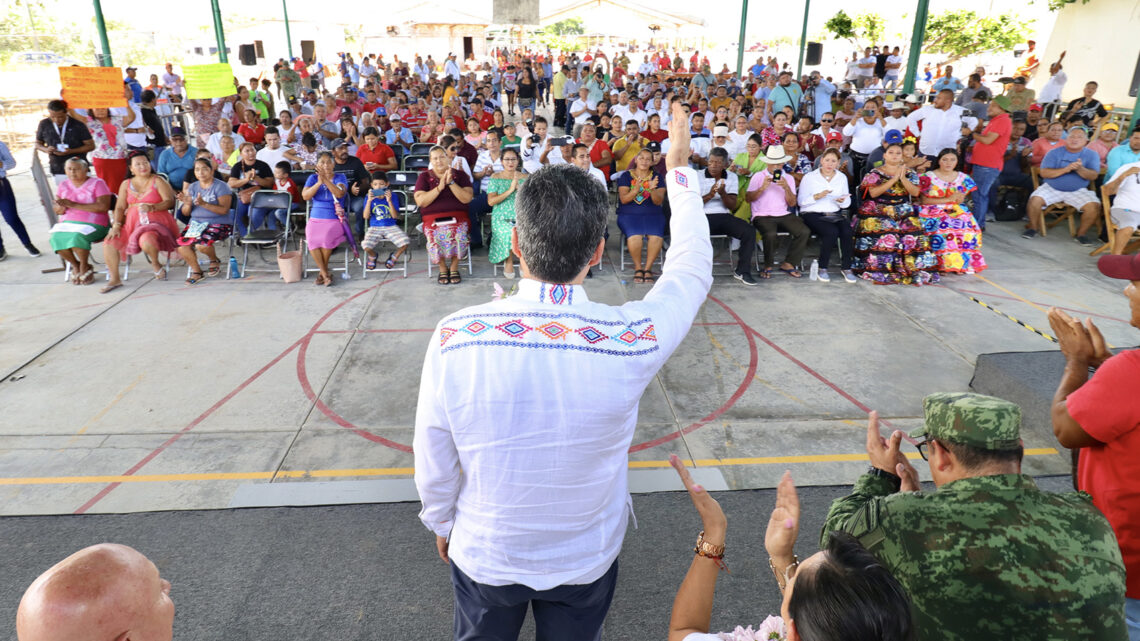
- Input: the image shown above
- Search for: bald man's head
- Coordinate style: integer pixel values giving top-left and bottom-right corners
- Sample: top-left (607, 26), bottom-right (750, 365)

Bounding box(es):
top-left (17, 544), bottom-right (174, 641)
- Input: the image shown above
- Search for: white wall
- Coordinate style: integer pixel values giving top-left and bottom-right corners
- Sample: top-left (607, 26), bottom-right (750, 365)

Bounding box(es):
top-left (1035, 0), bottom-right (1139, 109)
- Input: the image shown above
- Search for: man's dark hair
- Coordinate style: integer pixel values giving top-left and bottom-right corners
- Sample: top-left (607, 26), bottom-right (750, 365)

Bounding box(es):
top-left (140, 90), bottom-right (156, 104)
top-left (969, 73), bottom-right (981, 83)
top-left (709, 147), bottom-right (729, 161)
top-left (936, 440), bottom-right (1023, 469)
top-left (446, 127), bottom-right (464, 138)
top-left (48, 99), bottom-right (68, 112)
top-left (789, 532), bottom-right (916, 641)
top-left (362, 126), bottom-right (380, 138)
top-left (533, 115), bottom-right (548, 126)
top-left (264, 126), bottom-right (279, 136)
top-left (571, 143), bottom-right (588, 156)
top-left (515, 164), bottom-right (609, 283)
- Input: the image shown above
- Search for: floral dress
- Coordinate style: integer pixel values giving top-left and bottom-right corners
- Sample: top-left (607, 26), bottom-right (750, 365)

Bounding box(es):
top-left (485, 176), bottom-right (524, 264)
top-left (918, 171), bottom-right (987, 274)
top-left (853, 167), bottom-right (938, 286)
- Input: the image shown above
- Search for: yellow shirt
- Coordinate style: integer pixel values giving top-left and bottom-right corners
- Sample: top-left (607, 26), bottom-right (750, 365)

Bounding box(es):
top-left (551, 71), bottom-right (567, 102)
top-left (710, 97), bottom-right (732, 112)
top-left (610, 136), bottom-right (646, 172)
top-left (443, 86), bottom-right (458, 106)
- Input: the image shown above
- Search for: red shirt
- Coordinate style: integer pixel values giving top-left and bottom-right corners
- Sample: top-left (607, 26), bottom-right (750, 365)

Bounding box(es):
top-left (582, 138), bottom-right (612, 180)
top-left (403, 111), bottom-right (426, 130)
top-left (356, 142), bottom-right (397, 170)
top-left (642, 129), bottom-right (669, 143)
top-left (1067, 349), bottom-right (1140, 598)
top-left (971, 112), bottom-right (1010, 170)
top-left (361, 101), bottom-right (382, 114)
top-left (275, 177), bottom-right (300, 203)
top-left (238, 123), bottom-right (266, 145)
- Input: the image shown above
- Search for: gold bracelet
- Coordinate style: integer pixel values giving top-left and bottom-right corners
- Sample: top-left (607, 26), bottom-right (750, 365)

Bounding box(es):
top-left (694, 531), bottom-right (729, 572)
top-left (768, 555), bottom-right (799, 592)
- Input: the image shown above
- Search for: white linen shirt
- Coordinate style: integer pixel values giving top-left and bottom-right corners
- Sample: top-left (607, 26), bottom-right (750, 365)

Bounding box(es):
top-left (798, 168), bottom-right (852, 213)
top-left (697, 170), bottom-right (739, 215)
top-left (843, 119), bottom-right (885, 155)
top-left (414, 167), bottom-right (713, 590)
top-left (907, 104), bottom-right (976, 157)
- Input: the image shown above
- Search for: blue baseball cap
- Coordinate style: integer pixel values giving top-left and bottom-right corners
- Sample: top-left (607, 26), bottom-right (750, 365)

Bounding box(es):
top-left (885, 129), bottom-right (904, 144)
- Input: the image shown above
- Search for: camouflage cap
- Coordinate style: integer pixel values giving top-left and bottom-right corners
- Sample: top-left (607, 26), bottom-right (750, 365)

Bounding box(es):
top-left (910, 393), bottom-right (1022, 450)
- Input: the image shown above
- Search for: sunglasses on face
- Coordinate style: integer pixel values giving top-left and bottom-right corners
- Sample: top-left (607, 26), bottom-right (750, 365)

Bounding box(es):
top-left (821, 119), bottom-right (834, 123)
top-left (448, 147), bottom-right (458, 152)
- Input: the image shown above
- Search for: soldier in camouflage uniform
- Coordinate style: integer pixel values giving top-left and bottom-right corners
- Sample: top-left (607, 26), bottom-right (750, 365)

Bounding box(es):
top-left (821, 392), bottom-right (1127, 641)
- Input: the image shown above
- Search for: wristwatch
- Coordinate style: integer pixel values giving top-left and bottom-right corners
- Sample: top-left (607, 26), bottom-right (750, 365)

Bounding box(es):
top-left (867, 466), bottom-right (902, 489)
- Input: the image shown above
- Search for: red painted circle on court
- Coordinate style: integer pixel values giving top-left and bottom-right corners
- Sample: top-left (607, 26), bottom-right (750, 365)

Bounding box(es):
top-left (295, 281), bottom-right (758, 453)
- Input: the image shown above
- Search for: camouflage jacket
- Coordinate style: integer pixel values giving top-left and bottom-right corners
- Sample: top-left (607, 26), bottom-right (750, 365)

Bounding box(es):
top-left (821, 473), bottom-right (1127, 641)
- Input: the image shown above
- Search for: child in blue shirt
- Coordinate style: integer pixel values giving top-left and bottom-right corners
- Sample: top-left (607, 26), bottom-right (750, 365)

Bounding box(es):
top-left (362, 171), bottom-right (410, 269)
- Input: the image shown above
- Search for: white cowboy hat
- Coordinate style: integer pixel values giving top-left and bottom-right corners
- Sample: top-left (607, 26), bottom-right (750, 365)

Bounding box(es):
top-left (763, 145), bottom-right (792, 165)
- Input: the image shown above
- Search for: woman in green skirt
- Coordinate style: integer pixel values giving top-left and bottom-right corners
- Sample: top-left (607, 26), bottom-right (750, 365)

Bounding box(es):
top-left (485, 147), bottom-right (526, 279)
top-left (728, 133), bottom-right (768, 222)
top-left (50, 157), bottom-right (113, 285)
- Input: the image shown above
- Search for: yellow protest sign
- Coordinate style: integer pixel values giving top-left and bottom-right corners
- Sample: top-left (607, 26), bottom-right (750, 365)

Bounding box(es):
top-left (184, 63), bottom-right (237, 99)
top-left (58, 67), bottom-right (126, 108)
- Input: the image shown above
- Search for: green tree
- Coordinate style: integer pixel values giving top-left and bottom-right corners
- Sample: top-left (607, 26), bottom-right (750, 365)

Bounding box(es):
top-left (548, 18), bottom-right (585, 36)
top-left (1046, 0), bottom-right (1091, 10)
top-left (923, 10), bottom-right (1032, 66)
top-left (823, 10), bottom-right (885, 50)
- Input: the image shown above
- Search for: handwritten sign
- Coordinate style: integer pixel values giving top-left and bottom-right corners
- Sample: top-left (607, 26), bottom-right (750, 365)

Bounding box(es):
top-left (183, 63), bottom-right (236, 99)
top-left (58, 67), bottom-right (126, 108)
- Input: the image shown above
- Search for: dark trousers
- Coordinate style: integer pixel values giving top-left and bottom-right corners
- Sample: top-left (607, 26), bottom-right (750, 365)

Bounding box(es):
top-left (0, 177), bottom-right (32, 250)
top-left (752, 213), bottom-right (810, 269)
top-left (707, 213), bottom-right (756, 275)
top-left (802, 212), bottom-right (853, 270)
top-left (451, 560), bottom-right (619, 641)
top-left (468, 190), bottom-right (490, 248)
top-left (554, 99), bottom-right (567, 133)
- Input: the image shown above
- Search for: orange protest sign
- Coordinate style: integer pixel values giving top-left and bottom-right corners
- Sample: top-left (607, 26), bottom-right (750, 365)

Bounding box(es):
top-left (58, 66), bottom-right (127, 108)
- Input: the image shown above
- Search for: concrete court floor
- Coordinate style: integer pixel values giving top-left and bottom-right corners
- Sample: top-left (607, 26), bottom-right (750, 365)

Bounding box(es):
top-left (1, 161), bottom-right (1136, 517)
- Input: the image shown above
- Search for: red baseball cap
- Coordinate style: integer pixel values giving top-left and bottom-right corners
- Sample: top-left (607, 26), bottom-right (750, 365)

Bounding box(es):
top-left (826, 131), bottom-right (844, 142)
top-left (1028, 104), bottom-right (1043, 112)
top-left (1097, 254), bottom-right (1140, 280)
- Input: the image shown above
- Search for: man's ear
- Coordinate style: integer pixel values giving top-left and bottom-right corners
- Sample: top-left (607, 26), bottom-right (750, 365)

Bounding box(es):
top-left (588, 237), bottom-right (605, 267)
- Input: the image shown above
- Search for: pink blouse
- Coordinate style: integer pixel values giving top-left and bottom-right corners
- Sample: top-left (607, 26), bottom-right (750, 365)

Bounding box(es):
top-left (58, 177), bottom-right (112, 226)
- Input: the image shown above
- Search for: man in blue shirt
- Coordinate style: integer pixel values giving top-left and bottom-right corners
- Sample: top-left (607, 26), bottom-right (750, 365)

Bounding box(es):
top-left (806, 71), bottom-right (836, 122)
top-left (1106, 127), bottom-right (1140, 179)
top-left (932, 65), bottom-right (964, 96)
top-left (1024, 125), bottom-right (1102, 244)
top-left (768, 71), bottom-right (804, 119)
top-left (124, 67), bottom-right (143, 102)
top-left (384, 116), bottom-right (415, 162)
top-left (155, 128), bottom-right (198, 192)
top-left (750, 57), bottom-right (766, 77)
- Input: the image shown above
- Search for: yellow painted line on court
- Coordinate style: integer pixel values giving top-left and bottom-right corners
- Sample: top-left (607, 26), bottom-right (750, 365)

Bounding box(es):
top-left (0, 449), bottom-right (1062, 486)
top-left (973, 274), bottom-right (1049, 314)
top-left (69, 374), bottom-right (143, 441)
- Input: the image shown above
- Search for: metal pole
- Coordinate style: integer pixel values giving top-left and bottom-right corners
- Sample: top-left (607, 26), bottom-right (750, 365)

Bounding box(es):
top-left (25, 3), bottom-right (40, 51)
top-left (210, 0), bottom-right (228, 63)
top-left (735, 0), bottom-right (748, 77)
top-left (92, 0), bottom-right (113, 67)
top-left (1130, 92), bottom-right (1140, 132)
top-left (282, 0), bottom-right (294, 59)
top-left (902, 0), bottom-right (929, 95)
top-left (796, 0), bottom-right (811, 78)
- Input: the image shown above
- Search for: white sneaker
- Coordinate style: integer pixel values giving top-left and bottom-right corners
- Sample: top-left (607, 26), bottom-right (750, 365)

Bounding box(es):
top-left (842, 270), bottom-right (857, 283)
top-left (817, 270), bottom-right (830, 282)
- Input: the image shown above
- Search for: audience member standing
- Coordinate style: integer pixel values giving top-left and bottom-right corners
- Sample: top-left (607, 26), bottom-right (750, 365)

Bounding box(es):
top-left (1049, 256), bottom-right (1140, 641)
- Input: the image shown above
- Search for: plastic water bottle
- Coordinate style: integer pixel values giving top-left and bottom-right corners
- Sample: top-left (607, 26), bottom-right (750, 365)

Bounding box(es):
top-left (809, 259), bottom-right (819, 281)
top-left (228, 256), bottom-right (241, 279)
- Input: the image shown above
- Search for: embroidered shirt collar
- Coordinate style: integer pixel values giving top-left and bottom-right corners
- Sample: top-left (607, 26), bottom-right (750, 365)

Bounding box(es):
top-left (516, 278), bottom-right (590, 306)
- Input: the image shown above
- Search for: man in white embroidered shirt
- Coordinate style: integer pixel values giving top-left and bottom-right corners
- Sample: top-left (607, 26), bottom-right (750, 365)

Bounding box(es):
top-left (414, 101), bottom-right (712, 641)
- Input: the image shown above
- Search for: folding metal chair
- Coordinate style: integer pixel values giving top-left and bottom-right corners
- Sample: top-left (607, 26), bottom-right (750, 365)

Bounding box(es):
top-left (361, 192), bottom-right (409, 279)
top-left (409, 142), bottom-right (435, 156)
top-left (424, 218), bottom-right (473, 279)
top-left (300, 198), bottom-right (355, 279)
top-left (619, 232), bottom-right (666, 271)
top-left (386, 171), bottom-right (421, 232)
top-left (234, 189), bottom-right (291, 278)
top-left (403, 155), bottom-right (430, 171)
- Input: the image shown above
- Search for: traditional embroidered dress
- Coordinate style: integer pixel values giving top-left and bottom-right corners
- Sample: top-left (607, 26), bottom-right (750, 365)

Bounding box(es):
top-left (917, 171), bottom-right (987, 274)
top-left (415, 166), bottom-right (713, 592)
top-left (853, 167), bottom-right (938, 286)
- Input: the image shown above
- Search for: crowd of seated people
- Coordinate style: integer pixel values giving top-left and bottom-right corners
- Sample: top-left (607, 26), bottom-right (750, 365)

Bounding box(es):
top-left (18, 44), bottom-right (1137, 290)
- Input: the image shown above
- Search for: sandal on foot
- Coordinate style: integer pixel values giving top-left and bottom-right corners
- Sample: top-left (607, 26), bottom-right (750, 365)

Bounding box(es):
top-left (79, 270), bottom-right (95, 285)
top-left (779, 266), bottom-right (803, 278)
top-left (643, 271), bottom-right (658, 283)
top-left (438, 270), bottom-right (451, 285)
top-left (186, 270), bottom-right (205, 285)
top-left (206, 261), bottom-right (221, 277)
top-left (633, 269), bottom-right (646, 284)
top-left (759, 268), bottom-right (773, 280)
top-left (100, 282), bottom-right (123, 294)
top-left (449, 271), bottom-right (462, 284)
top-left (366, 255), bottom-right (378, 270)
top-left (384, 252), bottom-right (397, 269)
top-left (153, 267), bottom-right (167, 281)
